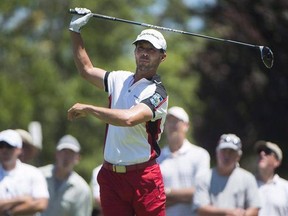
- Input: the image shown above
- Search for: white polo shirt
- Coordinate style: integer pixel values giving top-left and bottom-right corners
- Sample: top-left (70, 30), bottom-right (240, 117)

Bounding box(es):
top-left (193, 167), bottom-right (261, 212)
top-left (103, 71), bottom-right (168, 165)
top-left (257, 174), bottom-right (288, 216)
top-left (0, 159), bottom-right (49, 199)
top-left (91, 165), bottom-right (101, 199)
top-left (158, 139), bottom-right (210, 216)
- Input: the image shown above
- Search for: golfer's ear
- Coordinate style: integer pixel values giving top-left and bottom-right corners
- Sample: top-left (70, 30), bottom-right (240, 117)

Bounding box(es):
top-left (161, 53), bottom-right (167, 62)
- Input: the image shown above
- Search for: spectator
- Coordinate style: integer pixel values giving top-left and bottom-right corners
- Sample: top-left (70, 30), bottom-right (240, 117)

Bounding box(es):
top-left (193, 133), bottom-right (261, 216)
top-left (254, 140), bottom-right (288, 216)
top-left (90, 164), bottom-right (103, 216)
top-left (157, 106), bottom-right (210, 216)
top-left (67, 7), bottom-right (168, 216)
top-left (16, 129), bottom-right (42, 165)
top-left (39, 135), bottom-right (92, 216)
top-left (0, 129), bottom-right (49, 216)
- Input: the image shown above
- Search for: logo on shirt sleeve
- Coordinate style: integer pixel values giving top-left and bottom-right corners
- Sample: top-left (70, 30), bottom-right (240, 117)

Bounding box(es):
top-left (150, 93), bottom-right (164, 108)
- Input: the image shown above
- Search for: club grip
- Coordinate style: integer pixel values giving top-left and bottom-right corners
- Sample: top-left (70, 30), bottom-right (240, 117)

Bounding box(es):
top-left (69, 9), bottom-right (78, 14)
top-left (69, 9), bottom-right (90, 16)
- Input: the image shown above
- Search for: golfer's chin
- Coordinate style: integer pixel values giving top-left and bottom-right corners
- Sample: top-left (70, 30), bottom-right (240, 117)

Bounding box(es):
top-left (137, 64), bottom-right (152, 73)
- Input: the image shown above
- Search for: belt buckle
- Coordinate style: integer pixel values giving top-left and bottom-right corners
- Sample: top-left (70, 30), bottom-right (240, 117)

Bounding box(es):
top-left (113, 165), bottom-right (126, 173)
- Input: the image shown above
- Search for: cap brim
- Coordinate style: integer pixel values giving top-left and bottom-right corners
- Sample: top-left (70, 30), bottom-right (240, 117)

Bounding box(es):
top-left (133, 37), bottom-right (164, 50)
top-left (56, 143), bottom-right (80, 152)
top-left (218, 142), bottom-right (239, 151)
top-left (254, 140), bottom-right (267, 150)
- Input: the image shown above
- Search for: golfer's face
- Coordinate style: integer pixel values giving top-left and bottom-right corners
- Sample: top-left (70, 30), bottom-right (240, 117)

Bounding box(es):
top-left (134, 41), bottom-right (165, 71)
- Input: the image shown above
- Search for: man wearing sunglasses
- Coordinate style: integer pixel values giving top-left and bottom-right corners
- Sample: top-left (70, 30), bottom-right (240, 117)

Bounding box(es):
top-left (0, 129), bottom-right (49, 216)
top-left (255, 141), bottom-right (288, 216)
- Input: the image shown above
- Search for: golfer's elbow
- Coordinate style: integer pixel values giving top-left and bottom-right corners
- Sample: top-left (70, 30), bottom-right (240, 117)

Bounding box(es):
top-left (119, 113), bottom-right (141, 127)
top-left (79, 66), bottom-right (91, 79)
top-left (120, 118), bottom-right (138, 127)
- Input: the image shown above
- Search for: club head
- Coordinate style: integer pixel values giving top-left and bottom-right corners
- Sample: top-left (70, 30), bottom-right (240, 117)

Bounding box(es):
top-left (259, 46), bottom-right (274, 68)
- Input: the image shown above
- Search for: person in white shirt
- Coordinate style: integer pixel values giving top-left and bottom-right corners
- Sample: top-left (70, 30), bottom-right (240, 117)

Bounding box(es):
top-left (255, 140), bottom-right (288, 216)
top-left (16, 129), bottom-right (42, 166)
top-left (157, 106), bottom-right (210, 216)
top-left (39, 135), bottom-right (92, 216)
top-left (193, 133), bottom-right (261, 216)
top-left (90, 165), bottom-right (103, 216)
top-left (0, 129), bottom-right (49, 216)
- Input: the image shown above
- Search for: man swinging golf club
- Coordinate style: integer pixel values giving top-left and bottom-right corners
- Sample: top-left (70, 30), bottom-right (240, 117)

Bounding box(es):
top-left (68, 7), bottom-right (168, 216)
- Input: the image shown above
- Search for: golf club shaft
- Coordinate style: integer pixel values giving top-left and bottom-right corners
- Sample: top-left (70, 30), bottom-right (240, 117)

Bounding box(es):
top-left (69, 9), bottom-right (259, 49)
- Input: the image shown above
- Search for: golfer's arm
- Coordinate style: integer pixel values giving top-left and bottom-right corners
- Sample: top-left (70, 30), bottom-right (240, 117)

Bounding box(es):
top-left (84, 103), bottom-right (153, 126)
top-left (70, 32), bottom-right (106, 89)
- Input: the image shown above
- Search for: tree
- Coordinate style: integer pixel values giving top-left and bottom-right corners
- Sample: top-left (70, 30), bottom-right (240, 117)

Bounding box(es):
top-left (186, 0), bottom-right (288, 176)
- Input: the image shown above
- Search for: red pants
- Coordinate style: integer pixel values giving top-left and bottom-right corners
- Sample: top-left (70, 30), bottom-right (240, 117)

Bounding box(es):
top-left (97, 163), bottom-right (166, 216)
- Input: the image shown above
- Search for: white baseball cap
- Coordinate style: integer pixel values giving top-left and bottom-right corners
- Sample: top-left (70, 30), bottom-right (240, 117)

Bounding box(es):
top-left (217, 134), bottom-right (242, 153)
top-left (133, 29), bottom-right (167, 51)
top-left (56, 135), bottom-right (81, 153)
top-left (255, 140), bottom-right (283, 161)
top-left (15, 129), bottom-right (42, 150)
top-left (0, 129), bottom-right (22, 148)
top-left (167, 106), bottom-right (189, 123)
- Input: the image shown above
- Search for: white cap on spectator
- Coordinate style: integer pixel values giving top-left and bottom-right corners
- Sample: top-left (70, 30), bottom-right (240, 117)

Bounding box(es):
top-left (56, 135), bottom-right (81, 153)
top-left (217, 134), bottom-right (242, 154)
top-left (255, 140), bottom-right (283, 161)
top-left (167, 106), bottom-right (189, 123)
top-left (15, 129), bottom-right (41, 150)
top-left (0, 129), bottom-right (22, 148)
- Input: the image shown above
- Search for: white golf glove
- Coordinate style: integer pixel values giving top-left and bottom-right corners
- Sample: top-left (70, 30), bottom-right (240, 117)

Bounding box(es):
top-left (69, 8), bottom-right (93, 33)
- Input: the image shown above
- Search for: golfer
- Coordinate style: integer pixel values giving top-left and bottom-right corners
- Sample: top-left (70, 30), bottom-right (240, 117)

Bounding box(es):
top-left (68, 8), bottom-right (168, 216)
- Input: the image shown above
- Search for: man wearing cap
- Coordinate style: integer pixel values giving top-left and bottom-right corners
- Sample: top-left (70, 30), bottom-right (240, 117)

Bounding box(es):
top-left (67, 7), bottom-right (168, 216)
top-left (39, 135), bottom-right (92, 216)
top-left (192, 133), bottom-right (261, 216)
top-left (254, 141), bottom-right (288, 216)
top-left (16, 129), bottom-right (42, 165)
top-left (157, 106), bottom-right (210, 216)
top-left (0, 129), bottom-right (49, 216)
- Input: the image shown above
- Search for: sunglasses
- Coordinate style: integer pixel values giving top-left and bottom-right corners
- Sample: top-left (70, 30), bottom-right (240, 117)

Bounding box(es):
top-left (220, 135), bottom-right (241, 147)
top-left (0, 141), bottom-right (15, 149)
top-left (257, 148), bottom-right (274, 156)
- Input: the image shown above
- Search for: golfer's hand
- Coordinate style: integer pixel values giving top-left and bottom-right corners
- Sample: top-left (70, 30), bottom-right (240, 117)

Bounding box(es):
top-left (67, 103), bottom-right (88, 120)
top-left (69, 7), bottom-right (93, 33)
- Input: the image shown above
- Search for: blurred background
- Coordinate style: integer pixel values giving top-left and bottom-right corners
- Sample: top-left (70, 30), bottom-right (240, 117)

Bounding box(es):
top-left (0, 0), bottom-right (287, 181)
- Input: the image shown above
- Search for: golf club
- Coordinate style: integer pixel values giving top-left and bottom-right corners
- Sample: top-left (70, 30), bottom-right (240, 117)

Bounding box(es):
top-left (69, 9), bottom-right (274, 69)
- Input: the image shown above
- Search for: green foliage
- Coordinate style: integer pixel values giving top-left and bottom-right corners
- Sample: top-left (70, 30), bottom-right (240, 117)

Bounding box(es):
top-left (186, 0), bottom-right (288, 176)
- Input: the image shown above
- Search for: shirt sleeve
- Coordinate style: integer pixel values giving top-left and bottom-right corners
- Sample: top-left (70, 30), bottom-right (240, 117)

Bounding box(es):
top-left (91, 166), bottom-right (101, 199)
top-left (192, 170), bottom-right (212, 211)
top-left (245, 173), bottom-right (261, 208)
top-left (141, 84), bottom-right (168, 120)
top-left (72, 184), bottom-right (93, 216)
top-left (31, 168), bottom-right (49, 199)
